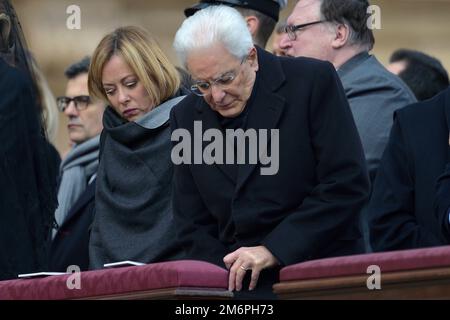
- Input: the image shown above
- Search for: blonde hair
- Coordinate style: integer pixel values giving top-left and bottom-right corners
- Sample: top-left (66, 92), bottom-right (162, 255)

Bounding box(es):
top-left (30, 59), bottom-right (59, 143)
top-left (89, 26), bottom-right (180, 108)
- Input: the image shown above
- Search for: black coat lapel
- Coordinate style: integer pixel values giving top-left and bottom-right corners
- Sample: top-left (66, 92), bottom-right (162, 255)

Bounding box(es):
top-left (235, 81), bottom-right (285, 192)
top-left (235, 48), bottom-right (286, 193)
top-left (444, 89), bottom-right (450, 161)
top-left (196, 100), bottom-right (237, 183)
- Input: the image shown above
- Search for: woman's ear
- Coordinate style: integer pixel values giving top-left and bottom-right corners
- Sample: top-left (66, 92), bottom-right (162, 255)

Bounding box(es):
top-left (0, 13), bottom-right (12, 51)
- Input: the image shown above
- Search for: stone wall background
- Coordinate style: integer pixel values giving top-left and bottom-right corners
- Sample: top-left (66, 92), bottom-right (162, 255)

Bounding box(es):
top-left (11, 0), bottom-right (450, 154)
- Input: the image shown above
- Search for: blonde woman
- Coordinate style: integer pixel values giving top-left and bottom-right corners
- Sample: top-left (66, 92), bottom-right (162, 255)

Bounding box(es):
top-left (88, 26), bottom-right (186, 268)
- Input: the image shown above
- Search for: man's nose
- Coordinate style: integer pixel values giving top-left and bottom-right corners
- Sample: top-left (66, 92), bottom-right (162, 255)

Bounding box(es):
top-left (64, 100), bottom-right (78, 116)
top-left (210, 84), bottom-right (226, 103)
top-left (279, 33), bottom-right (292, 50)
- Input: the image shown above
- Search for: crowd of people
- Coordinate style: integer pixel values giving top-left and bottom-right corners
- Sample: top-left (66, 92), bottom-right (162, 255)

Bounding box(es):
top-left (1, 0), bottom-right (450, 299)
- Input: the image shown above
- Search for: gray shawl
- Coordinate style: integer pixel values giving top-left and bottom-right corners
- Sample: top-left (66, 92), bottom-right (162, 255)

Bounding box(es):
top-left (89, 96), bottom-right (185, 269)
top-left (52, 135), bottom-right (99, 239)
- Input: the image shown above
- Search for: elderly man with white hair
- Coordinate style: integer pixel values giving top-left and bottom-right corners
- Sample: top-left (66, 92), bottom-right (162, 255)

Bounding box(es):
top-left (171, 5), bottom-right (370, 298)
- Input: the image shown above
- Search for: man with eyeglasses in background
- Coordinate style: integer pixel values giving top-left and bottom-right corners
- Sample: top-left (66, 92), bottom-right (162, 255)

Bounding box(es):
top-left (50, 56), bottom-right (105, 272)
top-left (271, 21), bottom-right (288, 56)
top-left (171, 6), bottom-right (370, 299)
top-left (280, 0), bottom-right (416, 182)
top-left (279, 0), bottom-right (416, 252)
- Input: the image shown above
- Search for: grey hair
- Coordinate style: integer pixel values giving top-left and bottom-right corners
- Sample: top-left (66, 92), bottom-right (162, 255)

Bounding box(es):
top-left (173, 5), bottom-right (253, 68)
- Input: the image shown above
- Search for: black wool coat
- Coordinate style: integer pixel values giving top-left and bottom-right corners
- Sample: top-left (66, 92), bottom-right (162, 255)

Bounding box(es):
top-left (170, 48), bottom-right (370, 270)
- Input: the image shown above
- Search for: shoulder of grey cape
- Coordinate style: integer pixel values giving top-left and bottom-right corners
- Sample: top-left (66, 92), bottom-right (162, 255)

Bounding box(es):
top-left (276, 0), bottom-right (288, 10)
top-left (135, 95), bottom-right (186, 129)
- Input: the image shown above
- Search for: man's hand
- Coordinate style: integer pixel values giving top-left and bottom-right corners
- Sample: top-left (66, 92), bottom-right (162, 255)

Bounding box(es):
top-left (223, 246), bottom-right (279, 292)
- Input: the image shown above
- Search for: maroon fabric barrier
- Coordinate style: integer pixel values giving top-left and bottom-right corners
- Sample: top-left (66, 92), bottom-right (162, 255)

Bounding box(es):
top-left (0, 260), bottom-right (229, 300)
top-left (280, 245), bottom-right (450, 282)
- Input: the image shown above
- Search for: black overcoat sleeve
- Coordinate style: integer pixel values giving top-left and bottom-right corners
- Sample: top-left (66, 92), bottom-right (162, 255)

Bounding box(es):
top-left (434, 162), bottom-right (450, 243)
top-left (369, 113), bottom-right (440, 251)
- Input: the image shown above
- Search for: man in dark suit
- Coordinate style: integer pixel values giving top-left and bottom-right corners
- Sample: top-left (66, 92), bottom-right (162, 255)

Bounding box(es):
top-left (369, 88), bottom-right (450, 252)
top-left (171, 6), bottom-right (370, 297)
top-left (279, 0), bottom-right (416, 180)
top-left (50, 57), bottom-right (105, 271)
top-left (279, 0), bottom-right (416, 252)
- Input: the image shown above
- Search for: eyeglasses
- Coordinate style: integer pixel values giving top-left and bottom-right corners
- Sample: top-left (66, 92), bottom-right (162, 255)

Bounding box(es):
top-left (283, 20), bottom-right (325, 41)
top-left (56, 95), bottom-right (91, 112)
top-left (190, 55), bottom-right (248, 97)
